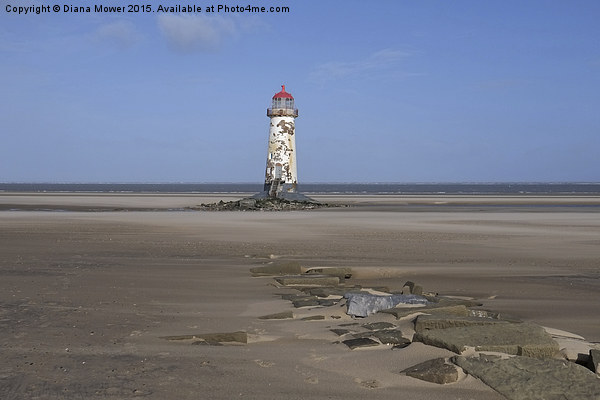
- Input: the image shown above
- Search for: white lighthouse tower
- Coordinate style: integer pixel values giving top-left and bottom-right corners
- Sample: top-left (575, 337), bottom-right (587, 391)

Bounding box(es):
top-left (255, 85), bottom-right (312, 201)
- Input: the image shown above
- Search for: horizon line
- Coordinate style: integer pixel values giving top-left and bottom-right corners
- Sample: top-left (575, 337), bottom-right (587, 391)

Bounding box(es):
top-left (2, 181), bottom-right (600, 185)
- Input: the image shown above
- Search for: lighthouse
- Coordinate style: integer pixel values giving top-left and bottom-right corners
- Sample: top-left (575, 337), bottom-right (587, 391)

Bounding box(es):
top-left (255, 85), bottom-right (313, 201)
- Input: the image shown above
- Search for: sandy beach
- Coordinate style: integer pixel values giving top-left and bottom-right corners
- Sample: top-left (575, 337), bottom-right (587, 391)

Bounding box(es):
top-left (1, 193), bottom-right (599, 399)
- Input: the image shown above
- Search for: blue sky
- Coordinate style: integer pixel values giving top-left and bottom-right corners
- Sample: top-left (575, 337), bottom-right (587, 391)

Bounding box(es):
top-left (1, 0), bottom-right (599, 183)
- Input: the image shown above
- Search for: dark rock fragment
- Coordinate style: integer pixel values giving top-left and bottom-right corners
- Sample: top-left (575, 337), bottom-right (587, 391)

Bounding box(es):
top-left (402, 281), bottom-right (416, 294)
top-left (258, 311), bottom-right (294, 320)
top-left (338, 322), bottom-right (359, 327)
top-left (330, 328), bottom-right (350, 336)
top-left (379, 304), bottom-right (470, 319)
top-left (371, 330), bottom-right (410, 346)
top-left (342, 337), bottom-right (380, 350)
top-left (351, 331), bottom-right (374, 339)
top-left (239, 198), bottom-right (257, 209)
top-left (362, 321), bottom-right (396, 331)
top-left (250, 261), bottom-right (303, 276)
top-left (280, 293), bottom-right (311, 302)
top-left (414, 314), bottom-right (509, 333)
top-left (305, 267), bottom-right (352, 280)
top-left (590, 349), bottom-right (600, 374)
top-left (317, 298), bottom-right (339, 307)
top-left (292, 297), bottom-right (321, 308)
top-left (453, 354), bottom-right (600, 400)
top-left (301, 315), bottom-right (325, 321)
top-left (301, 287), bottom-right (351, 297)
top-left (403, 358), bottom-right (459, 384)
top-left (413, 323), bottom-right (559, 357)
top-left (275, 275), bottom-right (340, 287)
top-left (161, 331), bottom-right (247, 345)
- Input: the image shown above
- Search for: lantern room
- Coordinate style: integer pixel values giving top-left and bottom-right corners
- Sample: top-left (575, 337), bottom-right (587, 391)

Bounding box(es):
top-left (267, 85), bottom-right (298, 117)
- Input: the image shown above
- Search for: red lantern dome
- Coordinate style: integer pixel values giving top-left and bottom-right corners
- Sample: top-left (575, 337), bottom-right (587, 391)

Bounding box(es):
top-left (273, 85), bottom-right (294, 99)
top-left (268, 85), bottom-right (297, 117)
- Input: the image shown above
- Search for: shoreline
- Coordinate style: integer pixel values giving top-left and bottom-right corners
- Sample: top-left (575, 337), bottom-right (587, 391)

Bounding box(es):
top-left (1, 192), bottom-right (600, 212)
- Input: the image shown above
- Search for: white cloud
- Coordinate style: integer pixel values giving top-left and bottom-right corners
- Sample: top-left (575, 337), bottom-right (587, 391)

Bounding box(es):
top-left (95, 21), bottom-right (142, 49)
top-left (157, 14), bottom-right (237, 53)
top-left (309, 49), bottom-right (410, 83)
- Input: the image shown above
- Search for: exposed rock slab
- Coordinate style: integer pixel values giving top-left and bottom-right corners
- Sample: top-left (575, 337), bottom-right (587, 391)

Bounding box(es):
top-left (330, 328), bottom-right (351, 336)
top-left (453, 354), bottom-right (600, 400)
top-left (349, 328), bottom-right (410, 346)
top-left (379, 304), bottom-right (470, 319)
top-left (414, 314), bottom-right (509, 333)
top-left (330, 328), bottom-right (350, 336)
top-left (414, 323), bottom-right (559, 357)
top-left (351, 331), bottom-right (377, 339)
top-left (371, 330), bottom-right (410, 346)
top-left (250, 261), bottom-right (303, 276)
top-left (275, 275), bottom-right (340, 287)
top-left (301, 287), bottom-right (354, 298)
top-left (305, 267), bottom-right (352, 280)
top-left (160, 331), bottom-right (247, 345)
top-left (591, 349), bottom-right (600, 374)
top-left (403, 358), bottom-right (459, 384)
top-left (280, 293), bottom-right (308, 302)
top-left (362, 321), bottom-right (396, 330)
top-left (258, 311), bottom-right (294, 320)
top-left (316, 298), bottom-right (339, 306)
top-left (342, 337), bottom-right (380, 350)
top-left (301, 315), bottom-right (325, 321)
top-left (553, 335), bottom-right (597, 362)
top-left (280, 293), bottom-right (339, 308)
top-left (291, 297), bottom-right (321, 308)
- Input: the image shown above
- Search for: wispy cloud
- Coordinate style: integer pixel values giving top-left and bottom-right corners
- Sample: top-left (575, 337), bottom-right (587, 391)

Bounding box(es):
top-left (157, 14), bottom-right (239, 53)
top-left (309, 49), bottom-right (412, 84)
top-left (95, 21), bottom-right (142, 49)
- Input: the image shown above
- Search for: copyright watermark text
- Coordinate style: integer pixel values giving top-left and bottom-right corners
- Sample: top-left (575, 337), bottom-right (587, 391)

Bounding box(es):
top-left (4, 3), bottom-right (291, 15)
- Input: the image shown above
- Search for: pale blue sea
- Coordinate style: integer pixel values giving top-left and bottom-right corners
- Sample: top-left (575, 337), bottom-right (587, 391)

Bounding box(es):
top-left (1, 183), bottom-right (599, 195)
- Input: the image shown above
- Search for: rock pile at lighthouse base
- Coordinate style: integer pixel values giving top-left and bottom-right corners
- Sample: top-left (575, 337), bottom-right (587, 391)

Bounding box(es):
top-left (188, 197), bottom-right (341, 211)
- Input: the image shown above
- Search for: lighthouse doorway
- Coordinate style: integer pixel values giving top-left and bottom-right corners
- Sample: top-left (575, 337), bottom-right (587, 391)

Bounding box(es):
top-left (274, 164), bottom-right (283, 179)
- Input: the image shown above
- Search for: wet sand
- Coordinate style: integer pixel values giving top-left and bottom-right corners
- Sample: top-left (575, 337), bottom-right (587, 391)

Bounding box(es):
top-left (1, 193), bottom-right (599, 399)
